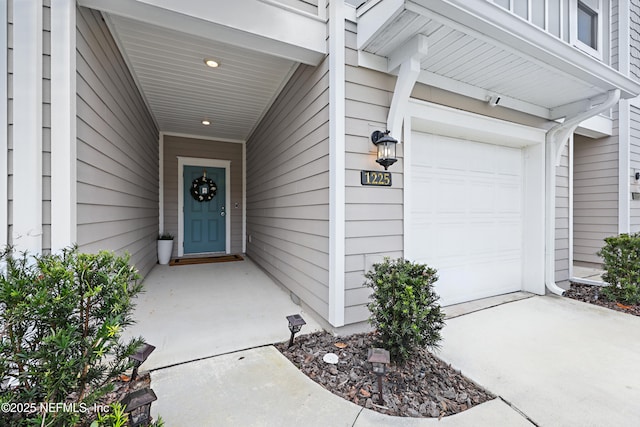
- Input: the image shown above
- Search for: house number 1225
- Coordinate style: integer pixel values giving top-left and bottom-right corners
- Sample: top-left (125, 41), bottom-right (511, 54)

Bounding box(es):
top-left (360, 170), bottom-right (392, 186)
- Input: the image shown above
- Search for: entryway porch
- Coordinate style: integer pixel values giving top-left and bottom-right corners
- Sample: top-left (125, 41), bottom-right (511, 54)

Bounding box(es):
top-left (124, 256), bottom-right (322, 371)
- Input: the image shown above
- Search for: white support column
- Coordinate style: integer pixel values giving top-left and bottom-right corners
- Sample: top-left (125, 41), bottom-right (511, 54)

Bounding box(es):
top-left (328, 0), bottom-right (346, 327)
top-left (51, 0), bottom-right (77, 252)
top-left (0, 0), bottom-right (7, 249)
top-left (619, 99), bottom-right (631, 234)
top-left (13, 0), bottom-right (43, 254)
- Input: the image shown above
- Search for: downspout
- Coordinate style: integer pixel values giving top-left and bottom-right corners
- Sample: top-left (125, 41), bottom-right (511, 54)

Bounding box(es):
top-left (545, 89), bottom-right (620, 295)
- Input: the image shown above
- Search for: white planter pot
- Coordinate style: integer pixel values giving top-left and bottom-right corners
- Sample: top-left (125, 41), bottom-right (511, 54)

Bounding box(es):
top-left (157, 239), bottom-right (174, 265)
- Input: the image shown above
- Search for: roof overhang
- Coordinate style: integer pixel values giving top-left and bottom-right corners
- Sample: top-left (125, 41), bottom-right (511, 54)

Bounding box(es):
top-left (357, 0), bottom-right (640, 120)
top-left (78, 0), bottom-right (327, 65)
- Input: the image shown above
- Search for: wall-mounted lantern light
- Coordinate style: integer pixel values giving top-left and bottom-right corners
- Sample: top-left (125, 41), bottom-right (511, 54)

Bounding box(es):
top-left (371, 130), bottom-right (398, 170)
top-left (286, 314), bottom-right (306, 347)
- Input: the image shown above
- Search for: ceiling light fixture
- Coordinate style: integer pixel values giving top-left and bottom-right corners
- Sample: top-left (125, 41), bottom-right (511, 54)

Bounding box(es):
top-left (204, 58), bottom-right (219, 68)
top-left (201, 120), bottom-right (211, 126)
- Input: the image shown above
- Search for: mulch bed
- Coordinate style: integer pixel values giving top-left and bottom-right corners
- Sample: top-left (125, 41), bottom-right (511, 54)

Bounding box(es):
top-left (275, 331), bottom-right (494, 418)
top-left (564, 282), bottom-right (640, 317)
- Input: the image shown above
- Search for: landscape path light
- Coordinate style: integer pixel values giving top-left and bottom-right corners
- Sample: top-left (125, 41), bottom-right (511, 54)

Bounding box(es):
top-left (121, 387), bottom-right (157, 427)
top-left (286, 314), bottom-right (306, 347)
top-left (129, 342), bottom-right (156, 381)
top-left (367, 347), bottom-right (390, 404)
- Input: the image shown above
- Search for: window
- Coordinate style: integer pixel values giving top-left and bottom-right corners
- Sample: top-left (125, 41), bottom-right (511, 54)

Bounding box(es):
top-left (577, 2), bottom-right (597, 49)
top-left (571, 0), bottom-right (603, 59)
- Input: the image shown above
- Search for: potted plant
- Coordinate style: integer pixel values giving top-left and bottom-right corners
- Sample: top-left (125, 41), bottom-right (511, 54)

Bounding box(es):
top-left (157, 233), bottom-right (174, 265)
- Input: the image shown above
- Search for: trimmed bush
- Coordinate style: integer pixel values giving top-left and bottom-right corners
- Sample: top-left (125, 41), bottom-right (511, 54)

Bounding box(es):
top-left (364, 258), bottom-right (445, 364)
top-left (597, 233), bottom-right (640, 305)
top-left (0, 247), bottom-right (145, 427)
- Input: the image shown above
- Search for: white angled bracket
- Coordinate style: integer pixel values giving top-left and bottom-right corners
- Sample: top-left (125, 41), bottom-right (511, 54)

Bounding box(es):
top-left (544, 89), bottom-right (620, 296)
top-left (386, 34), bottom-right (428, 138)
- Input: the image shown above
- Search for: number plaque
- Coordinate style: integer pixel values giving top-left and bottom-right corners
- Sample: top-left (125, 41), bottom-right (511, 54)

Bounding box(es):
top-left (360, 170), bottom-right (392, 187)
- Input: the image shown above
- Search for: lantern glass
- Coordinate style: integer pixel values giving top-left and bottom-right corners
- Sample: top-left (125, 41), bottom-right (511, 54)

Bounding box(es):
top-left (377, 140), bottom-right (396, 162)
top-left (372, 362), bottom-right (386, 375)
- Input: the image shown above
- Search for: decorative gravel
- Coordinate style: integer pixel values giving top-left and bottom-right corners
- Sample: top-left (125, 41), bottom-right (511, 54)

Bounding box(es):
top-left (275, 331), bottom-right (495, 418)
top-left (565, 283), bottom-right (640, 317)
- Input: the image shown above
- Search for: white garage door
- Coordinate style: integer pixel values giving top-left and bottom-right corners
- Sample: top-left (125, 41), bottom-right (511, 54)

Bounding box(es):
top-left (410, 132), bottom-right (523, 306)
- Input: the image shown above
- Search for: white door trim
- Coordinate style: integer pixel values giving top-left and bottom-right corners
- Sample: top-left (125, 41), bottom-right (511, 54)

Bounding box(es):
top-left (177, 156), bottom-right (231, 257)
top-left (406, 99), bottom-right (546, 296)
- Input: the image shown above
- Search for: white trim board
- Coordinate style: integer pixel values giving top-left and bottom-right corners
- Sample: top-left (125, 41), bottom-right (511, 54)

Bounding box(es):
top-left (177, 157), bottom-right (231, 257)
top-left (12, 0), bottom-right (43, 254)
top-left (328, 0), bottom-right (346, 327)
top-left (405, 99), bottom-right (546, 296)
top-left (50, 0), bottom-right (77, 251)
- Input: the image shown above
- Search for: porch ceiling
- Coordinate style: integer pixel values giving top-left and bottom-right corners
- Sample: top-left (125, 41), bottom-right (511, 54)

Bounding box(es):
top-left (358, 0), bottom-right (640, 120)
top-left (78, 0), bottom-right (327, 142)
top-left (105, 14), bottom-right (299, 141)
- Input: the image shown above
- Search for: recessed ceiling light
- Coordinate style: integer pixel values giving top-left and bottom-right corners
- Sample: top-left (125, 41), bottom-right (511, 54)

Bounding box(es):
top-left (201, 120), bottom-right (211, 126)
top-left (204, 58), bottom-right (219, 68)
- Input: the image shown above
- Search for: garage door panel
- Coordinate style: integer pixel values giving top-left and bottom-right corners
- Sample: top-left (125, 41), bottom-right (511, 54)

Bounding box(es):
top-left (410, 131), bottom-right (523, 306)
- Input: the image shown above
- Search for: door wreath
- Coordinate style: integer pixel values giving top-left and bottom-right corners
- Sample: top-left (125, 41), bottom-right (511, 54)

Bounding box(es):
top-left (190, 175), bottom-right (217, 202)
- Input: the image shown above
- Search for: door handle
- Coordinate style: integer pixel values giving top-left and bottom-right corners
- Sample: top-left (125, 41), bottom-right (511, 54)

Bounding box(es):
top-left (221, 211), bottom-right (226, 217)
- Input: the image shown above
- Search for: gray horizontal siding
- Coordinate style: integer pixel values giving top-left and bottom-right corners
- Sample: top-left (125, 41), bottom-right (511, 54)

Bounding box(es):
top-left (76, 7), bottom-right (158, 277)
top-left (556, 147), bottom-right (570, 284)
top-left (162, 135), bottom-right (243, 256)
top-left (43, 1), bottom-right (51, 251)
top-left (6, 2), bottom-right (12, 245)
top-left (573, 132), bottom-right (619, 265)
top-left (631, 0), bottom-right (640, 79)
top-left (343, 22), bottom-right (404, 325)
top-left (246, 60), bottom-right (330, 320)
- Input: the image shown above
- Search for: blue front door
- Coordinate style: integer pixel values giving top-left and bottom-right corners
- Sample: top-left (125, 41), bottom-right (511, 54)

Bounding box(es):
top-left (184, 165), bottom-right (226, 254)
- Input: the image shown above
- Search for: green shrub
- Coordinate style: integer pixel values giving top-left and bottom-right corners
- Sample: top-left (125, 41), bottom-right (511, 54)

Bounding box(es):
top-left (0, 247), bottom-right (145, 427)
top-left (364, 258), bottom-right (445, 364)
top-left (597, 233), bottom-right (640, 305)
top-left (90, 402), bottom-right (164, 427)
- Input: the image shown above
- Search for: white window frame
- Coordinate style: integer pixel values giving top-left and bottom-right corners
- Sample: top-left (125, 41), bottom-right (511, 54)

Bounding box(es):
top-left (570, 0), bottom-right (603, 60)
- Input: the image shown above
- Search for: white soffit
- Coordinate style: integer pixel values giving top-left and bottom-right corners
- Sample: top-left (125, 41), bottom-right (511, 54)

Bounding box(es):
top-left (358, 0), bottom-right (640, 120)
top-left (104, 14), bottom-right (299, 141)
top-left (78, 0), bottom-right (327, 141)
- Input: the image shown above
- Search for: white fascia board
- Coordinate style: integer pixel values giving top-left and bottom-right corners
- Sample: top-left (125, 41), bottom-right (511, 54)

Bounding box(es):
top-left (408, 0), bottom-right (640, 99)
top-left (13, 0), bottom-right (43, 254)
top-left (356, 0), bottom-right (405, 50)
top-left (574, 115), bottom-right (613, 138)
top-left (0, 0), bottom-right (7, 249)
top-left (408, 98), bottom-right (547, 148)
top-left (79, 0), bottom-right (327, 65)
top-left (51, 0), bottom-right (77, 252)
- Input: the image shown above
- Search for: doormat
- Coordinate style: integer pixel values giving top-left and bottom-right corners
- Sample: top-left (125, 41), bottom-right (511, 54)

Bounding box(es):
top-left (169, 254), bottom-right (244, 266)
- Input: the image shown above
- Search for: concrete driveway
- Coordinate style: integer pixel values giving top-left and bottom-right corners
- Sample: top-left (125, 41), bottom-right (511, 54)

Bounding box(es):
top-left (439, 295), bottom-right (640, 426)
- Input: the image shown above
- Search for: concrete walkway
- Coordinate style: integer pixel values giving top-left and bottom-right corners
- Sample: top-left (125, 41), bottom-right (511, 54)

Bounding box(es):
top-left (146, 295), bottom-right (640, 426)
top-left (125, 258), bottom-right (322, 370)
